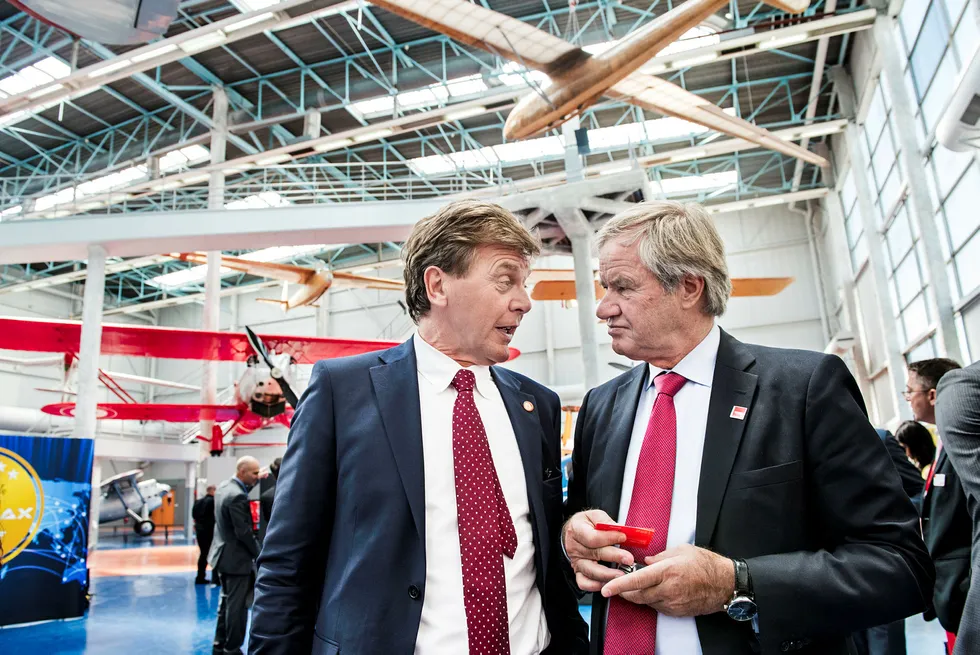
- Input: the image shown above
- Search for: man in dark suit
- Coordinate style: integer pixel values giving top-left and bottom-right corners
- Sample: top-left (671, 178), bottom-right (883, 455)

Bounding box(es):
top-left (210, 456), bottom-right (261, 655)
top-left (907, 358), bottom-right (971, 654)
top-left (563, 201), bottom-right (934, 655)
top-left (249, 201), bottom-right (588, 654)
top-left (936, 361), bottom-right (980, 655)
top-left (258, 457), bottom-right (280, 542)
top-left (193, 484), bottom-right (217, 584)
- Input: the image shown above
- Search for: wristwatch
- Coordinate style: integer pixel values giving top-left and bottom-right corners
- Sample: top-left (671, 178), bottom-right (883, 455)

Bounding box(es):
top-left (725, 558), bottom-right (757, 621)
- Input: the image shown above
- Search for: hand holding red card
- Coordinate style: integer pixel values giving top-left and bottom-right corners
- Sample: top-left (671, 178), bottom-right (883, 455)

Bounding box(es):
top-left (594, 523), bottom-right (655, 549)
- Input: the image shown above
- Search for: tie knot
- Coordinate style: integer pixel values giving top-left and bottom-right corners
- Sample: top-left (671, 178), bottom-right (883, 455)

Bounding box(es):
top-left (452, 369), bottom-right (476, 392)
top-left (654, 371), bottom-right (687, 397)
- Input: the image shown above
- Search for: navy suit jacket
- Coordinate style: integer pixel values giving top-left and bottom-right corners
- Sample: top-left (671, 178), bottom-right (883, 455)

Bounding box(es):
top-left (248, 339), bottom-right (589, 655)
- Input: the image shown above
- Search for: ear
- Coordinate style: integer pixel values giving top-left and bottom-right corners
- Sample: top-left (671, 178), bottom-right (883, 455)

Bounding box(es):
top-left (423, 265), bottom-right (449, 309)
top-left (676, 274), bottom-right (706, 310)
top-left (928, 388), bottom-right (938, 407)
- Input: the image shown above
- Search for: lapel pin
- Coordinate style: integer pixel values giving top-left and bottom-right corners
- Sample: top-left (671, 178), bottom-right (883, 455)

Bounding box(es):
top-left (523, 400), bottom-right (534, 412)
top-left (730, 405), bottom-right (747, 420)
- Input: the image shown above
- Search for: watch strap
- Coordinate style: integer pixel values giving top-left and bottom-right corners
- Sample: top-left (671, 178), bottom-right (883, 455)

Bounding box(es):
top-left (733, 558), bottom-right (753, 598)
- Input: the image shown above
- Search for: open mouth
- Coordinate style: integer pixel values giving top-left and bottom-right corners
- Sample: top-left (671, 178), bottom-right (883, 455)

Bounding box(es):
top-left (496, 325), bottom-right (517, 337)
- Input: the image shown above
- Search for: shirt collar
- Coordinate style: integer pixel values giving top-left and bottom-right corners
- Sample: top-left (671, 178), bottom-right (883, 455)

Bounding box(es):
top-left (646, 322), bottom-right (720, 390)
top-left (413, 332), bottom-right (495, 398)
top-left (232, 477), bottom-right (248, 494)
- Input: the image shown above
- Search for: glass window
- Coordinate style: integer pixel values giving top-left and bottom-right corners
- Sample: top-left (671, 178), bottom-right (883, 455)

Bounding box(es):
top-left (933, 144), bottom-right (975, 201)
top-left (841, 170), bottom-right (857, 217)
top-left (880, 164), bottom-right (904, 217)
top-left (907, 336), bottom-right (937, 362)
top-left (902, 294), bottom-right (931, 340)
top-left (851, 235), bottom-right (869, 271)
top-left (895, 250), bottom-right (924, 308)
top-left (948, 260), bottom-right (961, 303)
top-left (887, 206), bottom-right (915, 266)
top-left (953, 3), bottom-right (980, 63)
top-left (925, 161), bottom-right (942, 212)
top-left (944, 0), bottom-right (968, 25)
top-left (864, 86), bottom-right (888, 150)
top-left (954, 225), bottom-right (980, 296)
top-left (846, 211), bottom-right (864, 249)
top-left (858, 125), bottom-right (873, 170)
top-left (942, 162), bottom-right (980, 250)
top-left (935, 207), bottom-right (952, 261)
top-left (904, 68), bottom-right (920, 107)
top-left (901, 0), bottom-right (931, 52)
top-left (872, 127), bottom-right (897, 189)
top-left (922, 51), bottom-right (958, 132)
top-left (910, 2), bottom-right (950, 97)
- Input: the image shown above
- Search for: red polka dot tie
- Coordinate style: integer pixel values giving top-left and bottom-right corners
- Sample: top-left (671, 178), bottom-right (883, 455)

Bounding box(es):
top-left (604, 371), bottom-right (687, 655)
top-left (451, 368), bottom-right (517, 655)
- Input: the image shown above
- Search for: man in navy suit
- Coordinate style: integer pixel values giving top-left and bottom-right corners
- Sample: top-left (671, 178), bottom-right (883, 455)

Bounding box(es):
top-left (248, 200), bottom-right (589, 655)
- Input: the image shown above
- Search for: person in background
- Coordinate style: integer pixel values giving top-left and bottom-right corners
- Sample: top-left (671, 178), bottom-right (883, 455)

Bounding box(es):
top-left (259, 457), bottom-right (281, 528)
top-left (895, 420), bottom-right (937, 476)
top-left (192, 484), bottom-right (217, 585)
top-left (210, 456), bottom-right (261, 655)
top-left (935, 361), bottom-right (980, 655)
top-left (907, 358), bottom-right (970, 655)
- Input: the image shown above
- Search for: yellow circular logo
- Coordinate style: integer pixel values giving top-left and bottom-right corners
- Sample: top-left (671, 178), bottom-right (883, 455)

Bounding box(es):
top-left (0, 447), bottom-right (44, 565)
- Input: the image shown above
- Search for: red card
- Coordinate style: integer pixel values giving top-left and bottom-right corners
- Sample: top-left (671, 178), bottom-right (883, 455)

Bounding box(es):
top-left (595, 523), bottom-right (655, 548)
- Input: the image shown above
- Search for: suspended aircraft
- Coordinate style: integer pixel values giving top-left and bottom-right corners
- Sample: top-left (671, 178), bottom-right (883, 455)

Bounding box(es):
top-left (0, 316), bottom-right (422, 452)
top-left (368, 0), bottom-right (827, 167)
top-left (98, 469), bottom-right (171, 537)
top-left (8, 0), bottom-right (179, 46)
top-left (175, 253), bottom-right (793, 312)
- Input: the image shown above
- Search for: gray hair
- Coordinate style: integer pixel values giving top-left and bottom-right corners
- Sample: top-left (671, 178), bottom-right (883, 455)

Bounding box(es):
top-left (596, 200), bottom-right (731, 316)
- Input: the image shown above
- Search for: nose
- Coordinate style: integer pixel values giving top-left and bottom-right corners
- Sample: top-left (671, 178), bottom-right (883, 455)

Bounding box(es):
top-left (513, 284), bottom-right (532, 314)
top-left (596, 293), bottom-right (616, 320)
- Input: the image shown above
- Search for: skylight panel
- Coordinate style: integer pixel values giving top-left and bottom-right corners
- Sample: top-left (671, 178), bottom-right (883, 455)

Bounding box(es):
top-left (493, 136), bottom-right (563, 162)
top-left (498, 62), bottom-right (551, 89)
top-left (0, 205), bottom-right (22, 220)
top-left (446, 75), bottom-right (488, 97)
top-left (148, 242), bottom-right (334, 289)
top-left (648, 171), bottom-right (738, 196)
top-left (35, 187), bottom-right (75, 211)
top-left (159, 145), bottom-right (211, 172)
top-left (0, 56), bottom-right (71, 98)
top-left (239, 0), bottom-right (281, 9)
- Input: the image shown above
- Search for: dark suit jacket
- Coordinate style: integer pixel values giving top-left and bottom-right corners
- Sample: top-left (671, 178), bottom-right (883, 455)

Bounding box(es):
top-left (936, 362), bottom-right (980, 654)
top-left (192, 494), bottom-right (215, 534)
top-left (259, 484), bottom-right (275, 528)
top-left (876, 429), bottom-right (924, 501)
top-left (565, 329), bottom-right (934, 655)
top-left (249, 339), bottom-right (588, 655)
top-left (209, 478), bottom-right (260, 576)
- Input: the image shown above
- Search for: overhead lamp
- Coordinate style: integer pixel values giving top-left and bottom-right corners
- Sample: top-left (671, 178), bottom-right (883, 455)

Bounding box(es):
top-left (27, 84), bottom-right (63, 99)
top-left (182, 173), bottom-right (211, 184)
top-left (132, 43), bottom-right (179, 63)
top-left (225, 12), bottom-right (275, 33)
top-left (352, 128), bottom-right (393, 143)
top-left (272, 0), bottom-right (361, 31)
top-left (256, 153), bottom-right (291, 166)
top-left (314, 137), bottom-right (354, 152)
top-left (89, 59), bottom-right (132, 78)
top-left (444, 106), bottom-right (486, 122)
top-left (0, 111), bottom-right (26, 127)
top-left (758, 33), bottom-right (809, 51)
top-left (671, 53), bottom-right (718, 69)
top-left (180, 30), bottom-right (228, 55)
top-left (150, 179), bottom-right (183, 192)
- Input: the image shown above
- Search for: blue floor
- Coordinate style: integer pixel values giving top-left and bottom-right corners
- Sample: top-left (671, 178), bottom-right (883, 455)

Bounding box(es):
top-left (0, 571), bottom-right (951, 654)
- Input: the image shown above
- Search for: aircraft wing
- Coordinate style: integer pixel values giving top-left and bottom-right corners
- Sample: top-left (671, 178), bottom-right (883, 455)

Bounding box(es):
top-left (609, 72), bottom-right (828, 167)
top-left (0, 317), bottom-right (400, 363)
top-left (42, 402), bottom-right (245, 423)
top-left (175, 252), bottom-right (317, 285)
top-left (527, 273), bottom-right (794, 300)
top-left (332, 271), bottom-right (405, 292)
top-left (101, 469), bottom-right (144, 488)
top-left (369, 0), bottom-right (584, 73)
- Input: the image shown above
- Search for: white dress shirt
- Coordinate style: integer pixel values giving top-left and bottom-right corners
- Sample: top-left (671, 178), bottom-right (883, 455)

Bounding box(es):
top-left (615, 323), bottom-right (721, 655)
top-left (413, 333), bottom-right (550, 655)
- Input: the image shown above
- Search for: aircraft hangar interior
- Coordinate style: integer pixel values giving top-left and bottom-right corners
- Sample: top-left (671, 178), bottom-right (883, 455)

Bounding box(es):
top-left (0, 0), bottom-right (978, 653)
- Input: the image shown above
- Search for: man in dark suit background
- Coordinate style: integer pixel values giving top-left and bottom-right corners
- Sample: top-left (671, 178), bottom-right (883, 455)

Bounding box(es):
top-left (193, 484), bottom-right (217, 584)
top-left (258, 457), bottom-right (280, 542)
top-left (935, 361), bottom-right (980, 655)
top-left (249, 200), bottom-right (588, 654)
top-left (210, 456), bottom-right (261, 655)
top-left (907, 358), bottom-right (971, 655)
top-left (562, 200), bottom-right (933, 655)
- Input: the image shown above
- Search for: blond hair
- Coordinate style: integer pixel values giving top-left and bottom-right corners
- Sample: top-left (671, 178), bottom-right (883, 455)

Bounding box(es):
top-left (596, 200), bottom-right (731, 316)
top-left (402, 200), bottom-right (539, 322)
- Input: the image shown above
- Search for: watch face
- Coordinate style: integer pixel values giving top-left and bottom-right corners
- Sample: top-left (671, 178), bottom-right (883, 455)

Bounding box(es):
top-left (727, 597), bottom-right (757, 621)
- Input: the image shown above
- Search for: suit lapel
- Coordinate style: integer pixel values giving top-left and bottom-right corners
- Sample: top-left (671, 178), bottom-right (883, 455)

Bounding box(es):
top-left (493, 368), bottom-right (549, 577)
top-left (695, 330), bottom-right (758, 546)
top-left (370, 340), bottom-right (425, 539)
top-left (600, 365), bottom-right (648, 519)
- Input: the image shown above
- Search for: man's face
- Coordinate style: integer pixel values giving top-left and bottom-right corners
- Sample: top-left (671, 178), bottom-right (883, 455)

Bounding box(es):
top-left (596, 238), bottom-right (685, 362)
top-left (439, 245), bottom-right (531, 366)
top-left (238, 462), bottom-right (261, 488)
top-left (904, 371), bottom-right (936, 423)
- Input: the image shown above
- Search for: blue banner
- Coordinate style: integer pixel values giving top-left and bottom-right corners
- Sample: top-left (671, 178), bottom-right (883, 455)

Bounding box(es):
top-left (0, 435), bottom-right (93, 627)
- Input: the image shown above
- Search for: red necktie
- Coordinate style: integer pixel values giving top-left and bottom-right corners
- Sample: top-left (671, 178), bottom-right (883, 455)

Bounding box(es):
top-left (451, 369), bottom-right (518, 655)
top-left (604, 371), bottom-right (687, 655)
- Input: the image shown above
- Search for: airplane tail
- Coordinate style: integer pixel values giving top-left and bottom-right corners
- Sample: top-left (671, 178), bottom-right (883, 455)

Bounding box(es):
top-left (255, 298), bottom-right (288, 306)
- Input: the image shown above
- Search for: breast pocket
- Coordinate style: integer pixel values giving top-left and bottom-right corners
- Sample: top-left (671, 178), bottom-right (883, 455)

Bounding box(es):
top-left (728, 460), bottom-right (803, 491)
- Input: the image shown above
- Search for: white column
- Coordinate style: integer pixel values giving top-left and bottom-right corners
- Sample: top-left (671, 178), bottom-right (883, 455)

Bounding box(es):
top-left (873, 17), bottom-right (961, 362)
top-left (184, 460), bottom-right (195, 544)
top-left (562, 117), bottom-right (584, 183)
top-left (316, 287), bottom-right (331, 337)
top-left (554, 207), bottom-right (599, 390)
top-left (304, 110), bottom-right (321, 139)
top-left (73, 243), bottom-right (106, 442)
top-left (201, 87), bottom-right (228, 445)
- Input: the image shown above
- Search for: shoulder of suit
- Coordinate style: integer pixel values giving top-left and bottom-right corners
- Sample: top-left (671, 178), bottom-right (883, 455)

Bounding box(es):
top-left (493, 367), bottom-right (559, 404)
top-left (313, 344), bottom-right (397, 376)
top-left (736, 341), bottom-right (835, 372)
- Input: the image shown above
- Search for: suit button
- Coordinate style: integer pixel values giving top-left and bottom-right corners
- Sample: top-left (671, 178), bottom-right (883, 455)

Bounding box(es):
top-left (408, 585), bottom-right (421, 600)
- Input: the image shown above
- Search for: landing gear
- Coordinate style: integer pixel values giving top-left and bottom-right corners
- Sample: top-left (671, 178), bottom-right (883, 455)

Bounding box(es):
top-left (133, 518), bottom-right (156, 537)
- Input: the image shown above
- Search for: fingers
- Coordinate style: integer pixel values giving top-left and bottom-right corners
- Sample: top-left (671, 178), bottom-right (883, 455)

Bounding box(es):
top-left (601, 561), bottom-right (666, 598)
